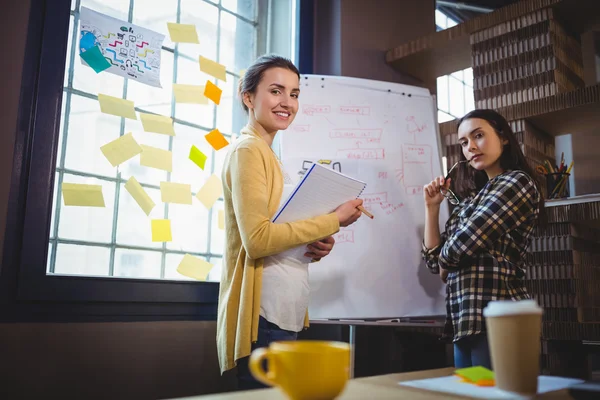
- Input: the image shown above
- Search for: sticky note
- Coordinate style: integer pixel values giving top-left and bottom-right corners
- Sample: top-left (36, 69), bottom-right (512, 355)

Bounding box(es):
top-left (124, 176), bottom-right (155, 216)
top-left (205, 129), bottom-right (229, 151)
top-left (100, 132), bottom-right (142, 167)
top-left (151, 219), bottom-right (172, 242)
top-left (196, 174), bottom-right (222, 209)
top-left (98, 94), bottom-right (137, 120)
top-left (189, 145), bottom-right (207, 170)
top-left (80, 45), bottom-right (111, 73)
top-left (173, 84), bottom-right (208, 104)
top-left (177, 254), bottom-right (213, 281)
top-left (218, 209), bottom-right (224, 230)
top-left (139, 112), bottom-right (176, 136)
top-left (160, 181), bottom-right (192, 204)
top-left (204, 80), bottom-right (222, 105)
top-left (62, 183), bottom-right (105, 207)
top-left (454, 366), bottom-right (495, 383)
top-left (199, 56), bottom-right (227, 81)
top-left (140, 144), bottom-right (173, 172)
top-left (167, 22), bottom-right (200, 43)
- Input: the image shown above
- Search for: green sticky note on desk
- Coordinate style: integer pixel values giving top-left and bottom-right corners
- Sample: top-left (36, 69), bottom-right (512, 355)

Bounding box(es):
top-left (80, 46), bottom-right (111, 73)
top-left (454, 366), bottom-right (495, 383)
top-left (189, 145), bottom-right (207, 170)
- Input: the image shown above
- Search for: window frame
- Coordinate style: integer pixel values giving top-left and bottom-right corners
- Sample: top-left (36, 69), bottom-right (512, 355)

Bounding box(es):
top-left (0, 0), bottom-right (258, 322)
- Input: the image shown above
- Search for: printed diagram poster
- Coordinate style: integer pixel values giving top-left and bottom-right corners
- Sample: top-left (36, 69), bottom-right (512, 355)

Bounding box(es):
top-left (79, 7), bottom-right (165, 88)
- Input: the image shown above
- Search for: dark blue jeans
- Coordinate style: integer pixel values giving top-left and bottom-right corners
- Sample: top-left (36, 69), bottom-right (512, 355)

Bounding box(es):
top-left (454, 333), bottom-right (492, 369)
top-left (236, 316), bottom-right (298, 391)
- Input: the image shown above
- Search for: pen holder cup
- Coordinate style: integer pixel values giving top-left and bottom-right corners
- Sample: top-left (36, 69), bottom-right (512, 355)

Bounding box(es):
top-left (546, 173), bottom-right (570, 199)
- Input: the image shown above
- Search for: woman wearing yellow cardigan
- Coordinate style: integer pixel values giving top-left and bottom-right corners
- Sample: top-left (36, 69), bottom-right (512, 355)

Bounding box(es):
top-left (216, 54), bottom-right (363, 389)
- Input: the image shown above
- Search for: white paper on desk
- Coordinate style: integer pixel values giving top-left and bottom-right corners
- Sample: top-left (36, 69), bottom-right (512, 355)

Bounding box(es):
top-left (272, 163), bottom-right (367, 263)
top-left (399, 375), bottom-right (584, 399)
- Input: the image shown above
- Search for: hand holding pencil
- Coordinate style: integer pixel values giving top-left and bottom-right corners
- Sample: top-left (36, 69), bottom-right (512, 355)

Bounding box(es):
top-left (334, 199), bottom-right (370, 226)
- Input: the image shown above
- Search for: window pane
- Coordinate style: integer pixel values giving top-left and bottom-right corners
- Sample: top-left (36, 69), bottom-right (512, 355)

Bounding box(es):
top-left (170, 123), bottom-right (213, 184)
top-left (119, 126), bottom-right (170, 185)
top-left (438, 110), bottom-right (454, 123)
top-left (53, 243), bottom-right (111, 276)
top-left (219, 12), bottom-right (255, 75)
top-left (50, 172), bottom-right (59, 238)
top-left (56, 92), bottom-right (67, 168)
top-left (166, 202), bottom-right (209, 253)
top-left (463, 67), bottom-right (473, 87)
top-left (164, 253), bottom-right (212, 281)
top-left (175, 55), bottom-right (215, 127)
top-left (57, 174), bottom-right (116, 242)
top-left (64, 94), bottom-right (120, 178)
top-left (207, 256), bottom-right (222, 281)
top-left (435, 10), bottom-right (447, 29)
top-left (436, 75), bottom-right (449, 112)
top-left (448, 76), bottom-right (465, 117)
top-left (446, 16), bottom-right (458, 28)
top-left (216, 76), bottom-right (235, 135)
top-left (465, 86), bottom-right (475, 114)
top-left (80, 0), bottom-right (130, 21)
top-left (179, 0), bottom-right (219, 59)
top-left (222, 0), bottom-right (256, 21)
top-left (114, 248), bottom-right (163, 278)
top-left (116, 183), bottom-right (163, 248)
top-left (132, 0), bottom-right (177, 49)
top-left (71, 0), bottom-right (77, 10)
top-left (126, 49), bottom-right (174, 116)
top-left (451, 70), bottom-right (463, 81)
top-left (64, 16), bottom-right (74, 87)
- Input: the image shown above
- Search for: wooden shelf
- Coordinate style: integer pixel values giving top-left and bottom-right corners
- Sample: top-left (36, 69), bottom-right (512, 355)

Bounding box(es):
top-left (385, 0), bottom-right (600, 82)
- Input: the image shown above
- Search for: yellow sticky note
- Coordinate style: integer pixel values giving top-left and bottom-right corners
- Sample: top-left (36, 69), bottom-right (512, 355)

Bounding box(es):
top-left (124, 176), bottom-right (155, 216)
top-left (100, 132), bottom-right (142, 167)
top-left (218, 209), bottom-right (225, 230)
top-left (199, 56), bottom-right (227, 81)
top-left (205, 129), bottom-right (229, 150)
top-left (177, 254), bottom-right (213, 281)
top-left (62, 183), bottom-right (105, 207)
top-left (239, 69), bottom-right (246, 77)
top-left (204, 80), bottom-right (222, 105)
top-left (189, 145), bottom-right (208, 170)
top-left (160, 181), bottom-right (192, 204)
top-left (140, 144), bottom-right (173, 172)
top-left (139, 113), bottom-right (175, 136)
top-left (151, 219), bottom-right (172, 242)
top-left (98, 94), bottom-right (137, 119)
top-left (167, 22), bottom-right (199, 44)
top-left (196, 174), bottom-right (223, 209)
top-left (173, 84), bottom-right (208, 104)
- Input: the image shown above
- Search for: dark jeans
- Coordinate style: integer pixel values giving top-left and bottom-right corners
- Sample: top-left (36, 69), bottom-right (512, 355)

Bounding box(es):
top-left (453, 333), bottom-right (492, 369)
top-left (236, 316), bottom-right (298, 391)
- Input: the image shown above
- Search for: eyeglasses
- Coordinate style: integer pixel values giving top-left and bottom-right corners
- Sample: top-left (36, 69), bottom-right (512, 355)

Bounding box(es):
top-left (439, 160), bottom-right (469, 205)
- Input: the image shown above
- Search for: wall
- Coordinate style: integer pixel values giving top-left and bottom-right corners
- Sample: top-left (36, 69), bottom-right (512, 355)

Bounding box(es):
top-left (312, 0), bottom-right (435, 88)
top-left (0, 2), bottom-right (234, 399)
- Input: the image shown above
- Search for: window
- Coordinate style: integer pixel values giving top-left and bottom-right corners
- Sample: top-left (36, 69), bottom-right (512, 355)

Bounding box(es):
top-left (48, 0), bottom-right (262, 284)
top-left (435, 9), bottom-right (474, 123)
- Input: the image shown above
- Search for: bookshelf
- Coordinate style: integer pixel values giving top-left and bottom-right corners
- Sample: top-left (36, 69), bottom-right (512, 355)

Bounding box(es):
top-left (386, 0), bottom-right (600, 83)
top-left (388, 0), bottom-right (600, 379)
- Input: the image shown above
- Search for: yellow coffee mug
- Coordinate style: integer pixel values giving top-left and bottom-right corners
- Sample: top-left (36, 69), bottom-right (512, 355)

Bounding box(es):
top-left (249, 340), bottom-right (350, 400)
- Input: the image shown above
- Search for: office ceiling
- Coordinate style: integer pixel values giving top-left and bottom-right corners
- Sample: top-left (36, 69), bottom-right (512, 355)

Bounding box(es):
top-left (437, 0), bottom-right (522, 23)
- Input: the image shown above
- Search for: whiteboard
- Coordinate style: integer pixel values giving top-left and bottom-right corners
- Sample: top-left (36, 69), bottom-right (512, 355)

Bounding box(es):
top-left (280, 75), bottom-right (449, 319)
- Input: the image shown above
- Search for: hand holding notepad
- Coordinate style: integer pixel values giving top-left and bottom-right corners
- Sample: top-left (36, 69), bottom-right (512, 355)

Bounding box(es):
top-left (273, 163), bottom-right (369, 262)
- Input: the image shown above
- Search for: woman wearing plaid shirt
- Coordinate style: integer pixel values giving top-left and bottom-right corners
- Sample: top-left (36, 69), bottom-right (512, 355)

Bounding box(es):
top-left (422, 109), bottom-right (544, 369)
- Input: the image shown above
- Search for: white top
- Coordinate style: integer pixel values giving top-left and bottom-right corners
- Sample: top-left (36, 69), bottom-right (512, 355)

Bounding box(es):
top-left (260, 166), bottom-right (311, 332)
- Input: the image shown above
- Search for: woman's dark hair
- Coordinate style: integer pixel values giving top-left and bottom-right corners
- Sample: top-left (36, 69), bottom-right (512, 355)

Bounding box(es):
top-left (238, 54), bottom-right (300, 113)
top-left (453, 109), bottom-right (545, 223)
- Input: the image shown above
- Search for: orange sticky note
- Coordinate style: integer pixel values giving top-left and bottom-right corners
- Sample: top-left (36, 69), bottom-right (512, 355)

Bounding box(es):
top-left (204, 80), bottom-right (222, 105)
top-left (205, 129), bottom-right (229, 151)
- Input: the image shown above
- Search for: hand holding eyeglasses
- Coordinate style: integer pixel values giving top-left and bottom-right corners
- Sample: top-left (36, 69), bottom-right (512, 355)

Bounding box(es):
top-left (423, 176), bottom-right (452, 207)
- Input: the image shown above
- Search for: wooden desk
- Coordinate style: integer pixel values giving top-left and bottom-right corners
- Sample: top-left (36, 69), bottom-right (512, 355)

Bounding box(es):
top-left (170, 367), bottom-right (574, 399)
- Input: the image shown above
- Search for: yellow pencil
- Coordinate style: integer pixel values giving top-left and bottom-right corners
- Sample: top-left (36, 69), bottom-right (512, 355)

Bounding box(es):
top-left (357, 205), bottom-right (374, 219)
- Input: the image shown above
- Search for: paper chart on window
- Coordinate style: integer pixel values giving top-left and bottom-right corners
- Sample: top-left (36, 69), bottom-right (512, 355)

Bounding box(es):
top-left (79, 7), bottom-right (165, 88)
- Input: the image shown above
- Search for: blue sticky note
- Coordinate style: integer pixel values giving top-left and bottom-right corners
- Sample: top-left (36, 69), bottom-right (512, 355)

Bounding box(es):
top-left (80, 46), bottom-right (111, 73)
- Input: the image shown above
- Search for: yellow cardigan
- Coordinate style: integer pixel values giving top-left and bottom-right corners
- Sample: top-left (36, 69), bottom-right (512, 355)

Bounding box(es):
top-left (216, 126), bottom-right (340, 373)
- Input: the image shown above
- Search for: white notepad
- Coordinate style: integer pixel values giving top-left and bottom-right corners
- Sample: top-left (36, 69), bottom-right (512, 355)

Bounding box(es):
top-left (272, 163), bottom-right (366, 262)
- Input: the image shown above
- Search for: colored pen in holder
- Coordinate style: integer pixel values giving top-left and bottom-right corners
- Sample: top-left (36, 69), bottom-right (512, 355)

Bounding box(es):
top-left (546, 172), bottom-right (570, 199)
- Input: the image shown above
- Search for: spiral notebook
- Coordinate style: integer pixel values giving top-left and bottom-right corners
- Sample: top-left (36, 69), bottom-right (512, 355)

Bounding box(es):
top-left (272, 163), bottom-right (366, 262)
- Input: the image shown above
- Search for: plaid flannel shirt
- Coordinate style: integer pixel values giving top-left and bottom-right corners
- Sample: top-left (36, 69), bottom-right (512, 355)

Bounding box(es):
top-left (422, 170), bottom-right (540, 342)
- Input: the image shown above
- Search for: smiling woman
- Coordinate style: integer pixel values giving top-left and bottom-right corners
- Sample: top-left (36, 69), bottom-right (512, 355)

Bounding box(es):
top-left (215, 54), bottom-right (364, 388)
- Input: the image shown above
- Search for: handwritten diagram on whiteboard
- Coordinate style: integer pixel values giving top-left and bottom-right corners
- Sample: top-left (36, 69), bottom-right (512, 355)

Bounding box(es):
top-left (79, 7), bottom-right (165, 88)
top-left (280, 76), bottom-right (447, 320)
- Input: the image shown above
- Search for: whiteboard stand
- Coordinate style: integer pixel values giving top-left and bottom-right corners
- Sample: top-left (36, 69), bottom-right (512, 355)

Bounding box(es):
top-left (311, 319), bottom-right (445, 379)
